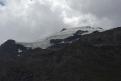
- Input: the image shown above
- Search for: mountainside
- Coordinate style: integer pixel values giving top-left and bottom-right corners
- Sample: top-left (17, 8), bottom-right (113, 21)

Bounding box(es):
top-left (19, 26), bottom-right (104, 49)
top-left (0, 27), bottom-right (121, 81)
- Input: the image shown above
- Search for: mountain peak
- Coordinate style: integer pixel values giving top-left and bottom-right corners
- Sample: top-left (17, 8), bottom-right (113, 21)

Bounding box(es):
top-left (19, 26), bottom-right (104, 49)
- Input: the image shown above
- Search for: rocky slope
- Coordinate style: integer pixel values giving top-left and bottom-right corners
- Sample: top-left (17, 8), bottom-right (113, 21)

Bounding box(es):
top-left (0, 27), bottom-right (121, 81)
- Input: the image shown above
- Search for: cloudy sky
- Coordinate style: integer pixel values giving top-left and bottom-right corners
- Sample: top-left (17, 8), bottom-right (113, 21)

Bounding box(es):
top-left (0, 0), bottom-right (121, 43)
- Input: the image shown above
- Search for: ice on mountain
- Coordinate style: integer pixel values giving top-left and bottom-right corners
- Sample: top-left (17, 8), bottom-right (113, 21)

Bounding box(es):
top-left (18, 26), bottom-right (105, 49)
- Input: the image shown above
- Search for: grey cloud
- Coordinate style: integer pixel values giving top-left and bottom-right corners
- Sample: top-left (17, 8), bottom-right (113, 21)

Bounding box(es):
top-left (0, 0), bottom-right (120, 43)
top-left (69, 0), bottom-right (121, 27)
top-left (0, 0), bottom-right (65, 43)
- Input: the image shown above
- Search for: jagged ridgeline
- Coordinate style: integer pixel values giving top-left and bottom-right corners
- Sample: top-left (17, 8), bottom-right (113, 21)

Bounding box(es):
top-left (0, 26), bottom-right (121, 81)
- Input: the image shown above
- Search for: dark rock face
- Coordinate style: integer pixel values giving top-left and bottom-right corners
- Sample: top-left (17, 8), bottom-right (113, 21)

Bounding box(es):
top-left (50, 39), bottom-right (63, 44)
top-left (81, 27), bottom-right (121, 45)
top-left (61, 28), bottom-right (67, 31)
top-left (0, 40), bottom-right (16, 52)
top-left (0, 39), bottom-right (29, 58)
top-left (74, 30), bottom-right (88, 36)
top-left (1, 27), bottom-right (121, 81)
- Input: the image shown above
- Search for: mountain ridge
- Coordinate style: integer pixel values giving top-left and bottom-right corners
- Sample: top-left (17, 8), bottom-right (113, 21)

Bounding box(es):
top-left (0, 26), bottom-right (121, 81)
top-left (18, 26), bottom-right (105, 49)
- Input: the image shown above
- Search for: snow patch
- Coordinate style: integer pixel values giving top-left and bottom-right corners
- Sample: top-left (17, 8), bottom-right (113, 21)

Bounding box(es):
top-left (18, 49), bottom-right (23, 53)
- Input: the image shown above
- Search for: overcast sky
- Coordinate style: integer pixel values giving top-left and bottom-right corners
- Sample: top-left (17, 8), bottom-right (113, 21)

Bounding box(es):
top-left (0, 0), bottom-right (121, 43)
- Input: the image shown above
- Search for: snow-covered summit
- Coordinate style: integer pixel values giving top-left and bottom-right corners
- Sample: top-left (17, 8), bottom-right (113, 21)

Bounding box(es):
top-left (18, 26), bottom-right (105, 49)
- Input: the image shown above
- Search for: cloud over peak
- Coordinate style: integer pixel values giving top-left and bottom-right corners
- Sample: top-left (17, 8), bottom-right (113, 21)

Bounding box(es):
top-left (0, 0), bottom-right (120, 43)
